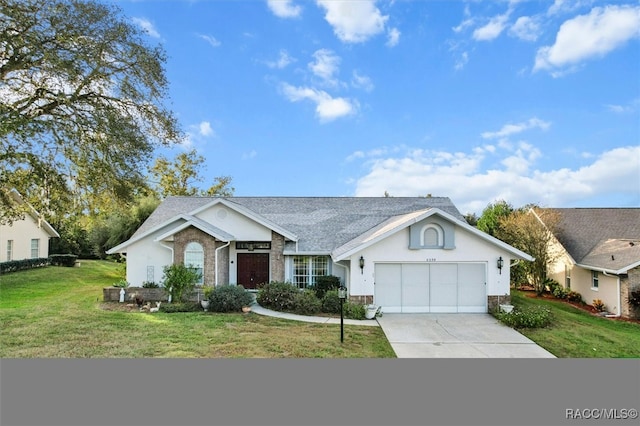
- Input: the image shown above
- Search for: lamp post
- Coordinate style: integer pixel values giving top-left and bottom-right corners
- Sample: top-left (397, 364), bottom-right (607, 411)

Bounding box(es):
top-left (497, 256), bottom-right (504, 275)
top-left (338, 285), bottom-right (347, 342)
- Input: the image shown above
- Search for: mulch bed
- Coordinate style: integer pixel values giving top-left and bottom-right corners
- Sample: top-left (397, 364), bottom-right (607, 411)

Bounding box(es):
top-left (519, 289), bottom-right (640, 325)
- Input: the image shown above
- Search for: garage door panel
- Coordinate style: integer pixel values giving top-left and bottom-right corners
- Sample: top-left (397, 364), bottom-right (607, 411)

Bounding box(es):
top-left (430, 264), bottom-right (457, 312)
top-left (375, 262), bottom-right (487, 313)
top-left (375, 264), bottom-right (402, 312)
top-left (458, 263), bottom-right (486, 311)
top-left (401, 263), bottom-right (429, 312)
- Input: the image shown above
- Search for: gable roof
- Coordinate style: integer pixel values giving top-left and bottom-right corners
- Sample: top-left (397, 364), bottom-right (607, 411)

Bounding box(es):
top-left (114, 196), bottom-right (466, 254)
top-left (332, 208), bottom-right (534, 261)
top-left (2, 189), bottom-right (59, 238)
top-left (544, 208), bottom-right (640, 273)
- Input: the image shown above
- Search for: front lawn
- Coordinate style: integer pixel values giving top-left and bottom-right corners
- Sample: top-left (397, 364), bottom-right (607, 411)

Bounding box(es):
top-left (510, 290), bottom-right (640, 358)
top-left (0, 260), bottom-right (395, 358)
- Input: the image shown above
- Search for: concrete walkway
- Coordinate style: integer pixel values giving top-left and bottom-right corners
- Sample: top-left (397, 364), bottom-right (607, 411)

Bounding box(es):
top-left (250, 304), bottom-right (380, 326)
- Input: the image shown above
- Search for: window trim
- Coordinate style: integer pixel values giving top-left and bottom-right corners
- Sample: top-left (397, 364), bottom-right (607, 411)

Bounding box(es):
top-left (30, 239), bottom-right (40, 259)
top-left (420, 224), bottom-right (444, 248)
top-left (591, 270), bottom-right (599, 290)
top-left (184, 242), bottom-right (204, 285)
top-left (6, 240), bottom-right (13, 261)
top-left (292, 255), bottom-right (329, 289)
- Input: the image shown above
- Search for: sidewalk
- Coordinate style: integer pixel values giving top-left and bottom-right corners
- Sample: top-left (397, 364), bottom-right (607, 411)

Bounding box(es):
top-left (250, 303), bottom-right (380, 327)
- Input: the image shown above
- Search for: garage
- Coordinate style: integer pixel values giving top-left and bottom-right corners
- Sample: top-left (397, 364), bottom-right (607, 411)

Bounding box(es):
top-left (375, 263), bottom-right (487, 313)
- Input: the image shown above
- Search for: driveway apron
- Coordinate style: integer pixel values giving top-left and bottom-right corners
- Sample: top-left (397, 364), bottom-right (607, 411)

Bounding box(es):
top-left (376, 313), bottom-right (556, 358)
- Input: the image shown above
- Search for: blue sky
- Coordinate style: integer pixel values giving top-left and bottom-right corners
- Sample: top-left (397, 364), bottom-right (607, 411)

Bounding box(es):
top-left (113, 0), bottom-right (639, 215)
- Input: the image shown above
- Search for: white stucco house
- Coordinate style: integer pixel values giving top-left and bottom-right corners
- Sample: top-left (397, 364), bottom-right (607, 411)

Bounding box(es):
top-left (542, 208), bottom-right (640, 319)
top-left (0, 189), bottom-right (60, 262)
top-left (107, 196), bottom-right (533, 313)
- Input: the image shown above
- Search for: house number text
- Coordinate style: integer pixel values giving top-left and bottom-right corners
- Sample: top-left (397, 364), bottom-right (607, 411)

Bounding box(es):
top-left (425, 258), bottom-right (436, 262)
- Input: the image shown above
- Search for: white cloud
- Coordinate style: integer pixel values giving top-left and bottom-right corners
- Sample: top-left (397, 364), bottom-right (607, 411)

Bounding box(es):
top-left (453, 4), bottom-right (474, 33)
top-left (308, 49), bottom-right (341, 85)
top-left (132, 17), bottom-right (160, 38)
top-left (454, 51), bottom-right (469, 71)
top-left (534, 5), bottom-right (640, 73)
top-left (316, 0), bottom-right (388, 43)
top-left (351, 71), bottom-right (374, 92)
top-left (481, 118), bottom-right (551, 140)
top-left (199, 121), bottom-right (213, 137)
top-left (242, 150), bottom-right (258, 160)
top-left (198, 34), bottom-right (221, 47)
top-left (280, 83), bottom-right (358, 122)
top-left (509, 16), bottom-right (541, 41)
top-left (267, 49), bottom-right (296, 69)
top-left (352, 145), bottom-right (640, 215)
top-left (267, 0), bottom-right (302, 18)
top-left (473, 12), bottom-right (510, 41)
top-left (386, 27), bottom-right (401, 47)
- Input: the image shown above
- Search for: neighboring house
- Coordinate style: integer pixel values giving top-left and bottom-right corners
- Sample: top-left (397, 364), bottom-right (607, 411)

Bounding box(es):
top-left (0, 189), bottom-right (60, 262)
top-left (107, 196), bottom-right (532, 313)
top-left (541, 208), bottom-right (640, 319)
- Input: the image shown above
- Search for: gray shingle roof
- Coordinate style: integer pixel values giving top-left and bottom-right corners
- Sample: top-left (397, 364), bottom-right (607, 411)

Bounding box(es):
top-left (547, 208), bottom-right (640, 270)
top-left (134, 196), bottom-right (465, 253)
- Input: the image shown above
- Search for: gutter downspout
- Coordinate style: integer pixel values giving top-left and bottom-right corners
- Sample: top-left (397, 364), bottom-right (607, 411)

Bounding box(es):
top-left (160, 244), bottom-right (174, 301)
top-left (215, 241), bottom-right (231, 287)
top-left (602, 270), bottom-right (621, 317)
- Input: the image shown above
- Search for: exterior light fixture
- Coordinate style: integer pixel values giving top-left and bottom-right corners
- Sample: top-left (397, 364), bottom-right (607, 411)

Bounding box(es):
top-left (338, 285), bottom-right (347, 342)
top-left (359, 256), bottom-right (365, 274)
top-left (497, 256), bottom-right (504, 274)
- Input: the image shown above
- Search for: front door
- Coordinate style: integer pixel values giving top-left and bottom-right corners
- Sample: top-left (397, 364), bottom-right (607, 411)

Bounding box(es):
top-left (237, 253), bottom-right (269, 290)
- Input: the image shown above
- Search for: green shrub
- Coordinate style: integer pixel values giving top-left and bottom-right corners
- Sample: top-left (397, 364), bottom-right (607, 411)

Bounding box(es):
top-left (314, 275), bottom-right (341, 299)
top-left (493, 306), bottom-right (552, 328)
top-left (629, 290), bottom-right (640, 307)
top-left (112, 279), bottom-right (129, 288)
top-left (567, 290), bottom-right (583, 303)
top-left (159, 302), bottom-right (200, 313)
top-left (544, 278), bottom-right (560, 294)
top-left (49, 254), bottom-right (78, 267)
top-left (291, 289), bottom-right (322, 315)
top-left (256, 281), bottom-right (299, 311)
top-left (321, 290), bottom-right (342, 314)
top-left (162, 264), bottom-right (201, 302)
top-left (142, 281), bottom-right (159, 288)
top-left (552, 285), bottom-right (569, 299)
top-left (344, 302), bottom-right (366, 320)
top-left (208, 285), bottom-right (254, 312)
top-left (0, 258), bottom-right (50, 274)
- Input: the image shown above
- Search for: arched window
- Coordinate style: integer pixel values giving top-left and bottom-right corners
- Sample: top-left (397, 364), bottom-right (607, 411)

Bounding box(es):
top-left (184, 242), bottom-right (204, 284)
top-left (420, 224), bottom-right (444, 248)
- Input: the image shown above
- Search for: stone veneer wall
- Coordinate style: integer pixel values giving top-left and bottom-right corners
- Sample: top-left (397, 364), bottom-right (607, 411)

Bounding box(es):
top-left (215, 241), bottom-right (229, 285)
top-left (349, 295), bottom-right (373, 305)
top-left (173, 226), bottom-right (218, 286)
top-left (621, 267), bottom-right (640, 319)
top-left (270, 231), bottom-right (285, 282)
top-left (487, 294), bottom-right (511, 312)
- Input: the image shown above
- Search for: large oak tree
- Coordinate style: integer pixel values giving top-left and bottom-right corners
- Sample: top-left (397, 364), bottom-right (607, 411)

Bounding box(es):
top-left (0, 0), bottom-right (181, 222)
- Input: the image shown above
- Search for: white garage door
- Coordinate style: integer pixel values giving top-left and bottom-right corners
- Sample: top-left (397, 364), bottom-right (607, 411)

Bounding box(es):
top-left (375, 263), bottom-right (486, 313)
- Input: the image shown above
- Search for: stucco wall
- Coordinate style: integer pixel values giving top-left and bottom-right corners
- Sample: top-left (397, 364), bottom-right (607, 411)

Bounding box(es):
top-left (346, 222), bottom-right (513, 301)
top-left (0, 217), bottom-right (53, 261)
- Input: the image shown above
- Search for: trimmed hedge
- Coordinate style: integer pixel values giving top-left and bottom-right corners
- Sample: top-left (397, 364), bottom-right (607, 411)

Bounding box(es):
top-left (49, 254), bottom-right (78, 267)
top-left (207, 285), bottom-right (254, 312)
top-left (0, 257), bottom-right (50, 274)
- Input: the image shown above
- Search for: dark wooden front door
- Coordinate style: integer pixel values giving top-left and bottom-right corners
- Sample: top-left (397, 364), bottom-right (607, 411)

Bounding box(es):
top-left (237, 253), bottom-right (269, 290)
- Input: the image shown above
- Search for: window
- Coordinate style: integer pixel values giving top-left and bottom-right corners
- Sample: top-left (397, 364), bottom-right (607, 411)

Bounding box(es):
top-left (6, 240), bottom-right (13, 261)
top-left (565, 265), bottom-right (571, 289)
top-left (184, 242), bottom-right (204, 284)
top-left (592, 271), bottom-right (599, 290)
top-left (293, 256), bottom-right (329, 289)
top-left (30, 239), bottom-right (40, 259)
top-left (236, 241), bottom-right (271, 250)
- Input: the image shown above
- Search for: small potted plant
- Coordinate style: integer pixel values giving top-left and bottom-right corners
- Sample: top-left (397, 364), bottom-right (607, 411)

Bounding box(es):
top-left (201, 286), bottom-right (214, 311)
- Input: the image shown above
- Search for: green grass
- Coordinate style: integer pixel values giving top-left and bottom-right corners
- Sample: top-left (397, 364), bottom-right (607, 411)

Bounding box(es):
top-left (510, 290), bottom-right (640, 358)
top-left (0, 260), bottom-right (395, 358)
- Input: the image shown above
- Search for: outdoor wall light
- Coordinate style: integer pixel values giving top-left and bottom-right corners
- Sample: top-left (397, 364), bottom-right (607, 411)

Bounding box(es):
top-left (497, 256), bottom-right (504, 274)
top-left (359, 256), bottom-right (365, 274)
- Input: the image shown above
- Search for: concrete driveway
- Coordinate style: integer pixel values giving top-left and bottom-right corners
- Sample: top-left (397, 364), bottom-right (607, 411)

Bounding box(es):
top-left (376, 313), bottom-right (556, 358)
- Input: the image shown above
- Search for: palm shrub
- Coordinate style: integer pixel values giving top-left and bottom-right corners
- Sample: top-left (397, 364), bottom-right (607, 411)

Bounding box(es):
top-left (344, 302), bottom-right (366, 320)
top-left (162, 264), bottom-right (201, 302)
top-left (207, 285), bottom-right (253, 312)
